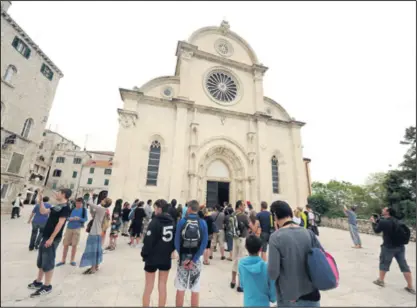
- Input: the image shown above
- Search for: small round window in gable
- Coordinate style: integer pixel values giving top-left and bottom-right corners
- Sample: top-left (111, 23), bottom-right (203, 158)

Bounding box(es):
top-left (161, 86), bottom-right (174, 98)
top-left (214, 39), bottom-right (234, 57)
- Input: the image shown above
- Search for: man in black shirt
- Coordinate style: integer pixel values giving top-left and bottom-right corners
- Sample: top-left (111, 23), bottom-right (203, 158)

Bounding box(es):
top-left (371, 207), bottom-right (415, 294)
top-left (27, 188), bottom-right (72, 297)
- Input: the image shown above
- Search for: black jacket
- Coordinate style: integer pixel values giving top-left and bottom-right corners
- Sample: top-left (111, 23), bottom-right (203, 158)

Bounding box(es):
top-left (167, 205), bottom-right (178, 222)
top-left (141, 213), bottom-right (175, 266)
top-left (372, 217), bottom-right (401, 248)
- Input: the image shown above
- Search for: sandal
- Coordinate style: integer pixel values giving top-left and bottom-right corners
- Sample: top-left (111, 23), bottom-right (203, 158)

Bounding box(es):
top-left (82, 268), bottom-right (92, 275)
top-left (56, 262), bottom-right (65, 267)
top-left (373, 279), bottom-right (385, 287)
top-left (227, 258), bottom-right (233, 261)
top-left (203, 261), bottom-right (210, 265)
top-left (404, 287), bottom-right (416, 294)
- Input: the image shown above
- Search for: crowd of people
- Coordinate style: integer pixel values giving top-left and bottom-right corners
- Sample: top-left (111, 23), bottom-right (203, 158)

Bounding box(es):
top-left (16, 187), bottom-right (416, 306)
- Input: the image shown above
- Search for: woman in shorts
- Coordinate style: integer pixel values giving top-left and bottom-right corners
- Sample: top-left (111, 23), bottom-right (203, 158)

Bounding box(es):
top-left (141, 200), bottom-right (175, 307)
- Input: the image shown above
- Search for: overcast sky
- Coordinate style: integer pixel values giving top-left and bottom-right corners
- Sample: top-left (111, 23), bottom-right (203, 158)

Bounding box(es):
top-left (9, 1), bottom-right (416, 185)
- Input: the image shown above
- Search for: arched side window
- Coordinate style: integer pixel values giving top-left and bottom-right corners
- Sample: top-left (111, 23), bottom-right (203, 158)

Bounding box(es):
top-left (21, 118), bottom-right (34, 138)
top-left (3, 65), bottom-right (17, 83)
top-left (271, 156), bottom-right (280, 194)
top-left (146, 140), bottom-right (161, 186)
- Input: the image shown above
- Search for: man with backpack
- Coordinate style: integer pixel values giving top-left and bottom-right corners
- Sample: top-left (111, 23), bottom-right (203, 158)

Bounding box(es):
top-left (228, 200), bottom-right (250, 292)
top-left (174, 200), bottom-right (208, 307)
top-left (210, 205), bottom-right (226, 260)
top-left (56, 197), bottom-right (88, 267)
top-left (371, 207), bottom-right (415, 294)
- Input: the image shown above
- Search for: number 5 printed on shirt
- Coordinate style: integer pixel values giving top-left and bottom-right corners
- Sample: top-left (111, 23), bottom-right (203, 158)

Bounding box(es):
top-left (162, 226), bottom-right (173, 242)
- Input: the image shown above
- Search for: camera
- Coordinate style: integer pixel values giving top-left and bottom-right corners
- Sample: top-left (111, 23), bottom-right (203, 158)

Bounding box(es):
top-left (372, 213), bottom-right (380, 222)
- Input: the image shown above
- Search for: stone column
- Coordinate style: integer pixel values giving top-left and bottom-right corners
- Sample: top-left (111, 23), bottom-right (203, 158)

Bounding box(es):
top-left (255, 116), bottom-right (269, 203)
top-left (253, 70), bottom-right (265, 112)
top-left (109, 109), bottom-right (138, 201)
top-left (178, 50), bottom-right (193, 99)
top-left (289, 124), bottom-right (307, 207)
top-left (169, 103), bottom-right (188, 200)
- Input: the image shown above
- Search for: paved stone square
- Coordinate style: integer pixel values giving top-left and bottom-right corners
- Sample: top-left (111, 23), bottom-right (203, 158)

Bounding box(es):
top-left (1, 207), bottom-right (416, 307)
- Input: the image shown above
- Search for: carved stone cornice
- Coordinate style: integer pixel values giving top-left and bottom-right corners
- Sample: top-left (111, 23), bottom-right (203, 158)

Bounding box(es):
top-left (175, 41), bottom-right (268, 75)
top-left (117, 108), bottom-right (138, 129)
top-left (119, 88), bottom-right (144, 102)
top-left (119, 87), bottom-right (304, 127)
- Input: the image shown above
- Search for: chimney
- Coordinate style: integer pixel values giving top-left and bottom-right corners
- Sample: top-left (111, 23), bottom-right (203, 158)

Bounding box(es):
top-left (1, 1), bottom-right (12, 12)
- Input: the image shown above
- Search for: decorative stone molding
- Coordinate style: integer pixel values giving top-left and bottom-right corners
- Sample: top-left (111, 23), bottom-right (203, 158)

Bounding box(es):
top-left (254, 70), bottom-right (263, 81)
top-left (117, 109), bottom-right (138, 128)
top-left (247, 132), bottom-right (256, 143)
top-left (197, 136), bottom-right (249, 164)
top-left (247, 152), bottom-right (256, 165)
top-left (176, 41), bottom-right (268, 75)
top-left (219, 20), bottom-right (230, 34)
top-left (180, 49), bottom-right (194, 61)
top-left (220, 116), bottom-right (226, 125)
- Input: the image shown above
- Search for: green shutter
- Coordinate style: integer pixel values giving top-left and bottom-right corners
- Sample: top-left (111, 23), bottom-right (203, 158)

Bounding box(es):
top-left (24, 47), bottom-right (31, 59)
top-left (12, 37), bottom-right (19, 48)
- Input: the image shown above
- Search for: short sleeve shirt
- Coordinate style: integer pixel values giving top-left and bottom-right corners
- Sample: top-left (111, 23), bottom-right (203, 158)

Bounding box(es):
top-left (42, 204), bottom-right (71, 239)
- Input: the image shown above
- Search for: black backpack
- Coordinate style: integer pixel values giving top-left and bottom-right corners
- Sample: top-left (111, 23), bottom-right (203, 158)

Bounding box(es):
top-left (393, 219), bottom-right (411, 246)
top-left (181, 218), bottom-right (201, 249)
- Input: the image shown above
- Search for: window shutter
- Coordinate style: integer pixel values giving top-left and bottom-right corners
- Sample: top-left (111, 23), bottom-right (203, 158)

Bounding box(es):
top-left (12, 37), bottom-right (19, 48)
top-left (24, 48), bottom-right (31, 59)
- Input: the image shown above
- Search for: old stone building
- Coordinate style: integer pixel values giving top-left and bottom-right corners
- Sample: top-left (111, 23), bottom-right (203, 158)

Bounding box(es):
top-left (0, 1), bottom-right (63, 211)
top-left (110, 21), bottom-right (310, 209)
top-left (46, 148), bottom-right (114, 199)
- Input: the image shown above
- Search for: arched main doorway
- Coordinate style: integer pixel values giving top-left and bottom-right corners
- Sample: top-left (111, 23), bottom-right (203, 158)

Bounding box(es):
top-left (195, 145), bottom-right (247, 207)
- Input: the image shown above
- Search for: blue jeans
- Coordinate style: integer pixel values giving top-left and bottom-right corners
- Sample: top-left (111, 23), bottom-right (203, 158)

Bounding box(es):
top-left (225, 232), bottom-right (233, 251)
top-left (349, 224), bottom-right (361, 246)
top-left (29, 222), bottom-right (45, 249)
top-left (277, 299), bottom-right (320, 307)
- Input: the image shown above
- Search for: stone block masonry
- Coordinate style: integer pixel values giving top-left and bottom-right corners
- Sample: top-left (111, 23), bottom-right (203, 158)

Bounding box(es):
top-left (320, 216), bottom-right (416, 242)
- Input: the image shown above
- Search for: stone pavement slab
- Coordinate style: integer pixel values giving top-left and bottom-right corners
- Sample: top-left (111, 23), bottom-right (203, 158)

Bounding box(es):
top-left (1, 207), bottom-right (416, 307)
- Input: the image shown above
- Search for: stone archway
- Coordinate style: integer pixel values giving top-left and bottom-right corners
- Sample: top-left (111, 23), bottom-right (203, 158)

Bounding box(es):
top-left (195, 145), bottom-right (246, 206)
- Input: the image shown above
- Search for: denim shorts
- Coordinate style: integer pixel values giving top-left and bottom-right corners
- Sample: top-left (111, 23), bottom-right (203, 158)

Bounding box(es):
top-left (37, 238), bottom-right (61, 272)
top-left (260, 232), bottom-right (270, 252)
top-left (379, 245), bottom-right (410, 272)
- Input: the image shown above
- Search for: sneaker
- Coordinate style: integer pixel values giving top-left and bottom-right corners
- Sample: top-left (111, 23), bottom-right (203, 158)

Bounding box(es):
top-left (30, 285), bottom-right (52, 297)
top-left (28, 280), bottom-right (43, 290)
top-left (237, 286), bottom-right (244, 293)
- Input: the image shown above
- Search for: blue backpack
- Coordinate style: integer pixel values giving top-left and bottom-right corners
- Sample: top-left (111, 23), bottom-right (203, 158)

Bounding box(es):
top-left (307, 230), bottom-right (339, 291)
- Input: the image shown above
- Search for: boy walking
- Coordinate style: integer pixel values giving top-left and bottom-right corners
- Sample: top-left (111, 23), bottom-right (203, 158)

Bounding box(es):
top-left (56, 197), bottom-right (88, 267)
top-left (238, 235), bottom-right (276, 307)
top-left (174, 200), bottom-right (208, 307)
top-left (27, 189), bottom-right (72, 297)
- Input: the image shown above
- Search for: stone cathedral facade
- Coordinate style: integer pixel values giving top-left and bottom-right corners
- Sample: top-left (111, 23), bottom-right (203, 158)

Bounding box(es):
top-left (109, 21), bottom-right (311, 209)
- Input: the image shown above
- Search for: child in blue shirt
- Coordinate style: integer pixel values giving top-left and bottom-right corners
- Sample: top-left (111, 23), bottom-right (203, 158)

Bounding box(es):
top-left (238, 235), bottom-right (276, 307)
